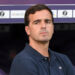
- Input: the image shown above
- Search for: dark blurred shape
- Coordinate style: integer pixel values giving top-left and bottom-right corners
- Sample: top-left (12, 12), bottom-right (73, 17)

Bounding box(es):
top-left (0, 69), bottom-right (6, 75)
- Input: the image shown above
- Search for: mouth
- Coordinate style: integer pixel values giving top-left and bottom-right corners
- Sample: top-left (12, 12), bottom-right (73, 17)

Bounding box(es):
top-left (40, 32), bottom-right (48, 35)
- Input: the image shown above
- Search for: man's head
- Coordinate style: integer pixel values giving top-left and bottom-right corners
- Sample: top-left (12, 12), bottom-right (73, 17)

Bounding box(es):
top-left (24, 4), bottom-right (53, 26)
top-left (24, 4), bottom-right (54, 44)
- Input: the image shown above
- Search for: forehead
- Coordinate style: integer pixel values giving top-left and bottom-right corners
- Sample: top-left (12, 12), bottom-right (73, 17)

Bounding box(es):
top-left (29, 10), bottom-right (52, 21)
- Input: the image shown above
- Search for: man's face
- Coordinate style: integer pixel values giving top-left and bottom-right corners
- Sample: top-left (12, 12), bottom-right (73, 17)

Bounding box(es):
top-left (25, 9), bottom-right (54, 43)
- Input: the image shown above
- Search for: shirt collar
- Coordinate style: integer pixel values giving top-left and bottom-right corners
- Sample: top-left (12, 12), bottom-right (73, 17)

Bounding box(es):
top-left (25, 43), bottom-right (56, 62)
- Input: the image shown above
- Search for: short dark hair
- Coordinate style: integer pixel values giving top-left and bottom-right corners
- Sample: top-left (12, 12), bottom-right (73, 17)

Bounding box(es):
top-left (24, 4), bottom-right (53, 26)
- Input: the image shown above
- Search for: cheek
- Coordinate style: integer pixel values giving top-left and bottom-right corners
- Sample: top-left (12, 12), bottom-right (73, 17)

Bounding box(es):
top-left (30, 28), bottom-right (39, 36)
top-left (48, 26), bottom-right (54, 34)
top-left (31, 29), bottom-right (37, 35)
top-left (48, 25), bottom-right (54, 31)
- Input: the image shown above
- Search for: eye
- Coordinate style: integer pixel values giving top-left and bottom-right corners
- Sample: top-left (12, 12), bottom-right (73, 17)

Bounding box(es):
top-left (33, 20), bottom-right (40, 24)
top-left (45, 19), bottom-right (52, 24)
top-left (34, 21), bottom-right (39, 24)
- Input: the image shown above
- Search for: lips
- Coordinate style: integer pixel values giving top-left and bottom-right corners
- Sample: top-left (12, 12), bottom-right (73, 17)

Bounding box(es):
top-left (40, 32), bottom-right (48, 35)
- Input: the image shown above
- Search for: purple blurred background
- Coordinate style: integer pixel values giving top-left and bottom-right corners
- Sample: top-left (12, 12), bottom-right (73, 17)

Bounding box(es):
top-left (0, 0), bottom-right (75, 4)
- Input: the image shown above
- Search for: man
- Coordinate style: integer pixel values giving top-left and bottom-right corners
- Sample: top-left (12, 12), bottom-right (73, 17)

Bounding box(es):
top-left (10, 4), bottom-right (75, 75)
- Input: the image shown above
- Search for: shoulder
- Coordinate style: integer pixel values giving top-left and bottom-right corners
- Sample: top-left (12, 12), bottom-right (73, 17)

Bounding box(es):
top-left (51, 50), bottom-right (70, 61)
top-left (10, 48), bottom-right (38, 75)
top-left (12, 47), bottom-right (35, 66)
top-left (51, 50), bottom-right (75, 73)
top-left (52, 50), bottom-right (73, 65)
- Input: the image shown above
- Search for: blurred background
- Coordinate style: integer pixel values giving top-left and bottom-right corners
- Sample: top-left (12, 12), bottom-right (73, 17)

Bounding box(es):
top-left (0, 0), bottom-right (75, 74)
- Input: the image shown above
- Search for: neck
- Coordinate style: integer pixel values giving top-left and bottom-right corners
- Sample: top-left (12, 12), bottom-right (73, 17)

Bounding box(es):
top-left (29, 40), bottom-right (50, 57)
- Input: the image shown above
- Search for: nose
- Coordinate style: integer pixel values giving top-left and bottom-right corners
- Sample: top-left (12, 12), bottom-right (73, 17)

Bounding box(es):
top-left (41, 21), bottom-right (46, 28)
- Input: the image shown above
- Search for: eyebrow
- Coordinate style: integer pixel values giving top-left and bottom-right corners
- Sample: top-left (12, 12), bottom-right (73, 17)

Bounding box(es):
top-left (32, 19), bottom-right (41, 24)
top-left (32, 19), bottom-right (52, 24)
top-left (45, 19), bottom-right (52, 21)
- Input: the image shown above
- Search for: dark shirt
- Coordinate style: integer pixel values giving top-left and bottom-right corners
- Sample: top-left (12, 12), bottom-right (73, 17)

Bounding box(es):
top-left (10, 44), bottom-right (75, 75)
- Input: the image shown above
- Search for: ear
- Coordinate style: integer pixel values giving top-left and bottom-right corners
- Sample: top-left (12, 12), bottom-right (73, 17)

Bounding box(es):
top-left (25, 26), bottom-right (30, 36)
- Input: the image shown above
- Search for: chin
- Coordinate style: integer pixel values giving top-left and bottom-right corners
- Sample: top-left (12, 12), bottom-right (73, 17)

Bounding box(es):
top-left (39, 41), bottom-right (49, 44)
top-left (39, 39), bottom-right (49, 43)
top-left (40, 38), bottom-right (50, 41)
